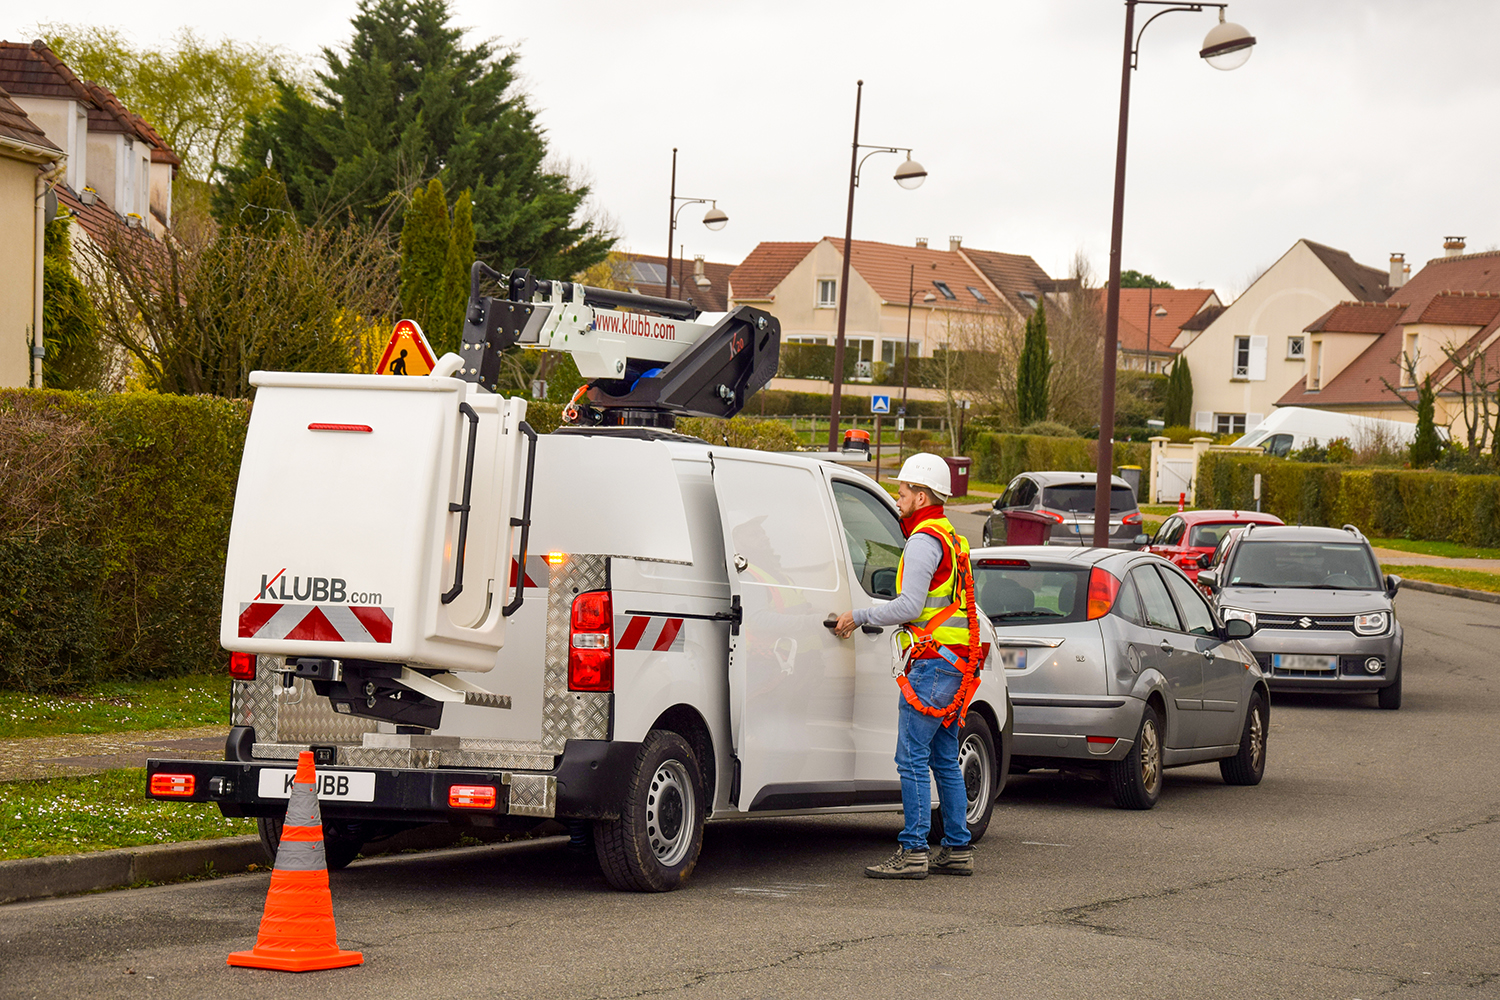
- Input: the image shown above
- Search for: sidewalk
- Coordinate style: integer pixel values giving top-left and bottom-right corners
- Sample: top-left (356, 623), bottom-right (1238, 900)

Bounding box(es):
top-left (0, 726), bottom-right (225, 782)
top-left (1370, 547), bottom-right (1500, 572)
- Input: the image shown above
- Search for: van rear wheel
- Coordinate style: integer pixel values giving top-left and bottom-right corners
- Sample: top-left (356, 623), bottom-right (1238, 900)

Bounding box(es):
top-left (594, 730), bottom-right (706, 892)
top-left (929, 712), bottom-right (998, 845)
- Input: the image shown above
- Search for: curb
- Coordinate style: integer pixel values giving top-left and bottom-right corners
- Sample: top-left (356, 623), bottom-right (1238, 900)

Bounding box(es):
top-left (1396, 578), bottom-right (1500, 605)
top-left (0, 823), bottom-right (520, 905)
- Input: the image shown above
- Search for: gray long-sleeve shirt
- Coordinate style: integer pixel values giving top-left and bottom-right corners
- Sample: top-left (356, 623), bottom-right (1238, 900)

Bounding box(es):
top-left (851, 532), bottom-right (942, 628)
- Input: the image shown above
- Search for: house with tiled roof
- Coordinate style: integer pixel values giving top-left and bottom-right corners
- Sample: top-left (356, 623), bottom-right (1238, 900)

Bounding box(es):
top-left (1104, 287), bottom-right (1223, 375)
top-left (1275, 242), bottom-right (1500, 431)
top-left (617, 252), bottom-right (735, 312)
top-left (1171, 238), bottom-right (1388, 436)
top-left (0, 83), bottom-right (64, 387)
top-left (728, 236), bottom-right (1052, 385)
top-left (0, 41), bottom-right (179, 238)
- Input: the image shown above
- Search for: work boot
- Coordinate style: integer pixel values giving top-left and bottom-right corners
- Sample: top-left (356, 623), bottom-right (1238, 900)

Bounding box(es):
top-left (930, 844), bottom-right (974, 876)
top-left (864, 847), bottom-right (929, 879)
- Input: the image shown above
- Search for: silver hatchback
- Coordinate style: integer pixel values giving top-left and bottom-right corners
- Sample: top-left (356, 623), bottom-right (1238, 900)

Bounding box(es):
top-left (974, 545), bottom-right (1268, 809)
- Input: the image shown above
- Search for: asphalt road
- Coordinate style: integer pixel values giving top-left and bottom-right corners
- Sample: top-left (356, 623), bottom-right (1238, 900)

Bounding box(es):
top-left (3, 589), bottom-right (1497, 998)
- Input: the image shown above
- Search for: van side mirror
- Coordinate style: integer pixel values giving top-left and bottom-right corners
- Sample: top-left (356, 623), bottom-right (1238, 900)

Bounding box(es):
top-left (1197, 552), bottom-right (1213, 569)
top-left (1385, 574), bottom-right (1402, 599)
top-left (1198, 569), bottom-right (1219, 591)
top-left (1223, 618), bottom-right (1253, 639)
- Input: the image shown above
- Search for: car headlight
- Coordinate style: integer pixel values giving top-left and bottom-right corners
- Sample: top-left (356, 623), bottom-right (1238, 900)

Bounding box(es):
top-left (1221, 607), bottom-right (1256, 628)
top-left (1354, 611), bottom-right (1388, 635)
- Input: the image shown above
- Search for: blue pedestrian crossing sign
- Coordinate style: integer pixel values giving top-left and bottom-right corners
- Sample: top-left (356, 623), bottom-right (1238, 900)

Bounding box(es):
top-left (870, 395), bottom-right (891, 414)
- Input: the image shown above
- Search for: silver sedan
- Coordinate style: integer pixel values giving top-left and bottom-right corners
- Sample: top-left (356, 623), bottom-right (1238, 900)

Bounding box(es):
top-left (973, 545), bottom-right (1268, 809)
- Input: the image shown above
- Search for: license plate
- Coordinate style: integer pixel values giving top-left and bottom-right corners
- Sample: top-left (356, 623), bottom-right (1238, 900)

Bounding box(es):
top-left (257, 768), bottom-right (376, 802)
top-left (1273, 654), bottom-right (1338, 672)
top-left (997, 648), bottom-right (1027, 671)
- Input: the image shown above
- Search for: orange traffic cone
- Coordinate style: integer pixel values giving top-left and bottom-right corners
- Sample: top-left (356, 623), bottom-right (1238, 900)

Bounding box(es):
top-left (228, 751), bottom-right (363, 972)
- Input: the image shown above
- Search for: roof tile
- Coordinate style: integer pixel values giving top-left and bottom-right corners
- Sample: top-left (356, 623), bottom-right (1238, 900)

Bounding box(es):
top-left (0, 40), bottom-right (94, 103)
top-left (1103, 288), bottom-right (1218, 355)
top-left (0, 82), bottom-right (60, 153)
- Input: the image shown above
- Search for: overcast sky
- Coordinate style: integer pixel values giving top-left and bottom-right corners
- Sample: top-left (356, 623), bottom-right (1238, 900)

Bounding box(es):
top-left (8, 0), bottom-right (1498, 299)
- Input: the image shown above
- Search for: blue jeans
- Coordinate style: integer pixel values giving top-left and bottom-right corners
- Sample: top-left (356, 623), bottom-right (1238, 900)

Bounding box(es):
top-left (895, 657), bottom-right (970, 850)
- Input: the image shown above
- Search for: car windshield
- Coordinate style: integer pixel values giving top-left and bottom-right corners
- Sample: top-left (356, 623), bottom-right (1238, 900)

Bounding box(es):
top-left (1189, 523), bottom-right (1241, 548)
top-left (1227, 540), bottom-right (1382, 590)
top-left (1041, 484), bottom-right (1135, 514)
top-left (973, 563), bottom-right (1088, 623)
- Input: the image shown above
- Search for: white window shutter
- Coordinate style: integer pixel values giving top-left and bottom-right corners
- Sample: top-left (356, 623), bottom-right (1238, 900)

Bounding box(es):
top-left (1247, 412), bottom-right (1265, 429)
top-left (1248, 336), bottom-right (1268, 381)
top-left (1195, 411), bottom-right (1213, 432)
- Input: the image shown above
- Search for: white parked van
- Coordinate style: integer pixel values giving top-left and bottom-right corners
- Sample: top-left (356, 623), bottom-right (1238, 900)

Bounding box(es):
top-left (1232, 407), bottom-right (1422, 457)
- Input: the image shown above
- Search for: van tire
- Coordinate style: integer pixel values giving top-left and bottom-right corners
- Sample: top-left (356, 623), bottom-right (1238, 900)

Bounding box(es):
top-left (928, 712), bottom-right (998, 845)
top-left (594, 730), bottom-right (706, 892)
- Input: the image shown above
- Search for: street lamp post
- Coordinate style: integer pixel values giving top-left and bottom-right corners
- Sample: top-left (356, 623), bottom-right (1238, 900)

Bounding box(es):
top-left (1145, 297), bottom-right (1167, 373)
top-left (826, 80), bottom-right (927, 451)
top-left (1091, 3), bottom-right (1255, 547)
top-left (664, 147), bottom-right (728, 300)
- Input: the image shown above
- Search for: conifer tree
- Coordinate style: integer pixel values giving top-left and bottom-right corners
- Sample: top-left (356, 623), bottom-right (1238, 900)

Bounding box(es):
top-left (1410, 376), bottom-right (1442, 466)
top-left (1162, 356), bottom-right (1194, 427)
top-left (41, 217), bottom-right (106, 389)
top-left (1016, 301), bottom-right (1052, 426)
top-left (399, 178), bottom-right (450, 344)
top-left (226, 0), bottom-right (610, 276)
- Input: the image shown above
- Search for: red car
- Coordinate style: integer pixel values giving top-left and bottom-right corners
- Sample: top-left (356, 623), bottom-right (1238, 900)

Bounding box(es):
top-left (1147, 509), bottom-right (1284, 581)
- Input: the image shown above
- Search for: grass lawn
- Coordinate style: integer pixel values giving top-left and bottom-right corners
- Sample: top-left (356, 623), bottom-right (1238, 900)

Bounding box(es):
top-left (1382, 564), bottom-right (1500, 594)
top-left (0, 768), bottom-right (255, 860)
top-left (1369, 537), bottom-right (1500, 561)
top-left (0, 674), bottom-right (230, 740)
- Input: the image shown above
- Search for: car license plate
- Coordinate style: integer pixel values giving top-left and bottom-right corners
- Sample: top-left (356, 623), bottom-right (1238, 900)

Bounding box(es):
top-left (1273, 654), bottom-right (1338, 672)
top-left (997, 648), bottom-right (1027, 671)
top-left (257, 768), bottom-right (376, 802)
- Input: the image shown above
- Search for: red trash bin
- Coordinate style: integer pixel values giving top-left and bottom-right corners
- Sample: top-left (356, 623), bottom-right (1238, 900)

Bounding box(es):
top-left (1004, 508), bottom-right (1053, 546)
top-left (941, 456), bottom-right (971, 497)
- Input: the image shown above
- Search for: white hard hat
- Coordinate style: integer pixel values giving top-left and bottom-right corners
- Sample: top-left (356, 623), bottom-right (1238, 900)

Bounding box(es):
top-left (895, 453), bottom-right (952, 499)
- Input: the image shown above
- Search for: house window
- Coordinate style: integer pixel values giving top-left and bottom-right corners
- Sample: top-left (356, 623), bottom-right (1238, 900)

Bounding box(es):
top-left (932, 280), bottom-right (957, 300)
top-left (1214, 413), bottom-right (1247, 436)
top-left (1233, 337), bottom-right (1251, 378)
top-left (1019, 292), bottom-right (1038, 310)
top-left (882, 340), bottom-right (920, 364)
top-left (1401, 331), bottom-right (1419, 387)
top-left (1309, 340), bottom-right (1323, 390)
top-left (1287, 336), bottom-right (1305, 359)
top-left (817, 279), bottom-right (837, 308)
top-left (966, 286), bottom-right (988, 303)
top-left (787, 336), bottom-right (828, 346)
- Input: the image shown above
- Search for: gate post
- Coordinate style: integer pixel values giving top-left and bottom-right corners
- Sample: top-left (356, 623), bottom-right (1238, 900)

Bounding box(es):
top-left (1148, 436), bottom-right (1169, 505)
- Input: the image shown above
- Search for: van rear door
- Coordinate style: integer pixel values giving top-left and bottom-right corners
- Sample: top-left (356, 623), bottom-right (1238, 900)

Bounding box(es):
top-left (709, 452), bottom-right (855, 811)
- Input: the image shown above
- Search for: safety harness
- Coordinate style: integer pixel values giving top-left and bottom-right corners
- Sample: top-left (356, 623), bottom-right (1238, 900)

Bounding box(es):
top-left (893, 511), bottom-right (983, 728)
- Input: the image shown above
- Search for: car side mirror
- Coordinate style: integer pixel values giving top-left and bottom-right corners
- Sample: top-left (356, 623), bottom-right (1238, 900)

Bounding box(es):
top-left (992, 498), bottom-right (1003, 510)
top-left (1134, 533), bottom-right (1150, 548)
top-left (1198, 569), bottom-right (1219, 591)
top-left (1197, 552), bottom-right (1213, 569)
top-left (1385, 574), bottom-right (1402, 599)
top-left (1223, 618), bottom-right (1253, 639)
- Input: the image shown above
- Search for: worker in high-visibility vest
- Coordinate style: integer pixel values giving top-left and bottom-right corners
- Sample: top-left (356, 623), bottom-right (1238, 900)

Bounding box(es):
top-left (834, 453), bottom-right (976, 879)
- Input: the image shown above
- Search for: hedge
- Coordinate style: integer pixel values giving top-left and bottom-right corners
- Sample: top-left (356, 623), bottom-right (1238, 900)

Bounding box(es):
top-left (0, 389), bottom-right (248, 692)
top-left (1196, 452), bottom-right (1500, 547)
top-left (969, 433), bottom-right (1151, 487)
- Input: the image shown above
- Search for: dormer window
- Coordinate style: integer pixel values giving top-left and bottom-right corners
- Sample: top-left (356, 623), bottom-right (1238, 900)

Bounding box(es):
top-left (932, 280), bottom-right (956, 300)
top-left (967, 286), bottom-right (988, 303)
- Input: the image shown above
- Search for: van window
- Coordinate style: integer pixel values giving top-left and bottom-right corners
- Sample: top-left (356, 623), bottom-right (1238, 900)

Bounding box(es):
top-left (719, 461), bottom-right (840, 592)
top-left (831, 482), bottom-right (905, 598)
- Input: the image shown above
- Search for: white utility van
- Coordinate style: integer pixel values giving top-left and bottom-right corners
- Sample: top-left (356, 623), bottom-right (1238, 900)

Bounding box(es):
top-left (147, 271), bottom-right (1010, 893)
top-left (1232, 406), bottom-right (1424, 457)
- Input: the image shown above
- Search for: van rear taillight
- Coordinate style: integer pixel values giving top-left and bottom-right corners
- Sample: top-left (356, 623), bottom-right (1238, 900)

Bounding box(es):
top-left (229, 652), bottom-right (256, 680)
top-left (449, 784), bottom-right (497, 809)
top-left (569, 590), bottom-right (614, 692)
top-left (151, 773), bottom-right (196, 797)
top-left (1087, 567), bottom-right (1121, 620)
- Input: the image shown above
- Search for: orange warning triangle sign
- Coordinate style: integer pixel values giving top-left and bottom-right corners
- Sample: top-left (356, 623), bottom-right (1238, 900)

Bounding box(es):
top-left (376, 319), bottom-right (438, 376)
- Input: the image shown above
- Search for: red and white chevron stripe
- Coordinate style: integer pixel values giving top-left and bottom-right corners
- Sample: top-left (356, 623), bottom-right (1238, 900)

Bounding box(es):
top-left (238, 602), bottom-right (394, 643)
top-left (613, 614), bottom-right (686, 652)
top-left (509, 555), bottom-right (549, 590)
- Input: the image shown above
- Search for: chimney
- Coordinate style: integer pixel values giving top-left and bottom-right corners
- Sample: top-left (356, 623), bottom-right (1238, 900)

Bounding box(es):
top-left (1389, 253), bottom-right (1406, 288)
top-left (1444, 236), bottom-right (1467, 258)
top-left (949, 236), bottom-right (962, 253)
top-left (693, 254), bottom-right (710, 287)
top-left (915, 237), bottom-right (928, 249)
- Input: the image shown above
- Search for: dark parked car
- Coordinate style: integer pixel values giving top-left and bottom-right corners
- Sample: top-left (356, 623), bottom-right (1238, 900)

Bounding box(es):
top-left (974, 545), bottom-right (1268, 809)
top-left (1199, 523), bottom-right (1404, 709)
top-left (983, 472), bottom-right (1145, 549)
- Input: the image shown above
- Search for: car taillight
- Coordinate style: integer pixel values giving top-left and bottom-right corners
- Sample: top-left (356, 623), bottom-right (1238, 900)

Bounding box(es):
top-left (1087, 567), bottom-right (1120, 620)
top-left (150, 773), bottom-right (195, 797)
top-left (448, 784), bottom-right (497, 809)
top-left (229, 652), bottom-right (256, 680)
top-left (569, 590), bottom-right (614, 692)
top-left (1122, 511), bottom-right (1141, 525)
top-left (1038, 510), bottom-right (1065, 523)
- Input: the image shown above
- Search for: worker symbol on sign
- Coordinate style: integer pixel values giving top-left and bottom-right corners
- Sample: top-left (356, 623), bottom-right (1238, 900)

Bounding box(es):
top-left (376, 319), bottom-right (438, 376)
